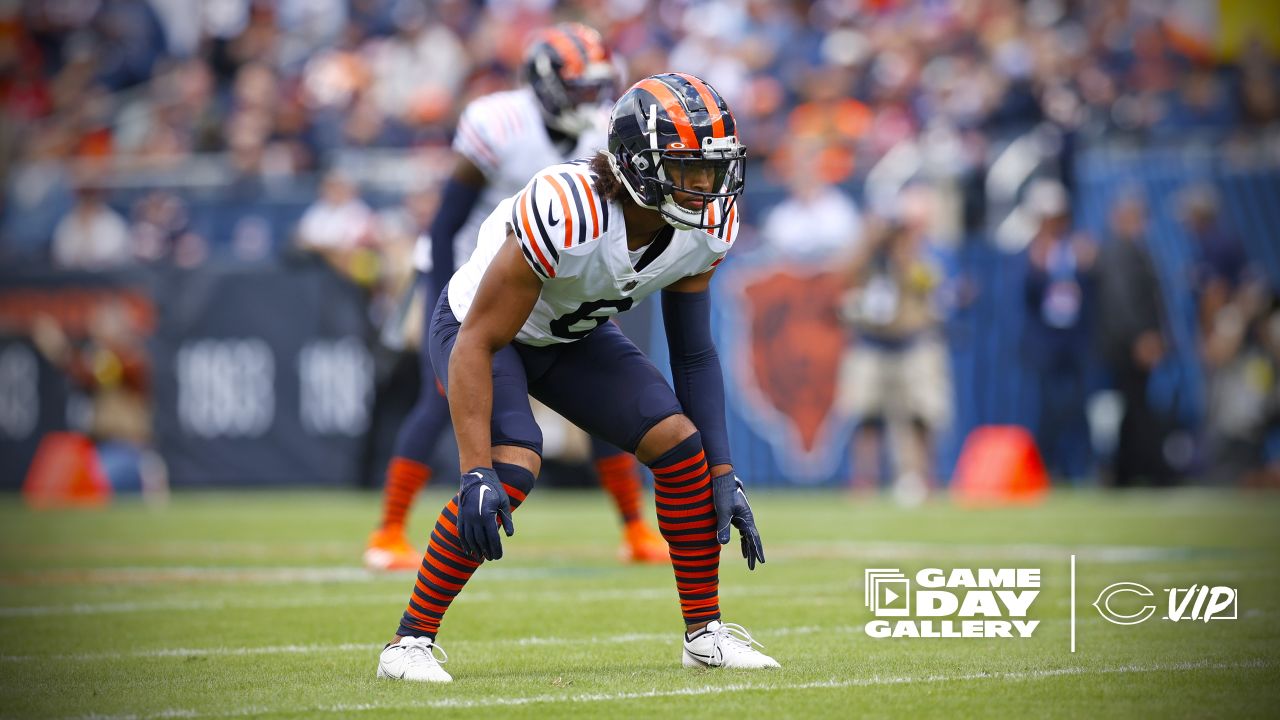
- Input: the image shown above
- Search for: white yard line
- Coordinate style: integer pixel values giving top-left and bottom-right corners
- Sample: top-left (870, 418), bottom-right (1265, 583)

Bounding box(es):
top-left (771, 541), bottom-right (1226, 563)
top-left (0, 564), bottom-right (586, 587)
top-left (0, 582), bottom-right (839, 620)
top-left (50, 659), bottom-right (1272, 720)
top-left (0, 624), bottom-right (857, 663)
top-left (1, 540), bottom-right (1230, 588)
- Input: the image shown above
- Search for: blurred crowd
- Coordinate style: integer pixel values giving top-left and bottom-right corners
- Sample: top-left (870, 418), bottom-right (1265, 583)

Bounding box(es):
top-left (3, 0), bottom-right (1279, 491)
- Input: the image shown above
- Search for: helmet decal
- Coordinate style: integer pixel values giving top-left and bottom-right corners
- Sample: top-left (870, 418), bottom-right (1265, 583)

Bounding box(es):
top-left (523, 23), bottom-right (618, 137)
top-left (605, 72), bottom-right (746, 231)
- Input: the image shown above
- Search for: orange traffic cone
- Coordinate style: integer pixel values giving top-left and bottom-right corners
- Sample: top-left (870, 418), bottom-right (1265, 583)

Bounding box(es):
top-left (950, 425), bottom-right (1049, 506)
top-left (21, 432), bottom-right (112, 508)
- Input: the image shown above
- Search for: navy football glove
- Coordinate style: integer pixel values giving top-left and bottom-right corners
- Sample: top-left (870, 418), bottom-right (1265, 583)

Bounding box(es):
top-left (457, 467), bottom-right (514, 561)
top-left (712, 472), bottom-right (765, 570)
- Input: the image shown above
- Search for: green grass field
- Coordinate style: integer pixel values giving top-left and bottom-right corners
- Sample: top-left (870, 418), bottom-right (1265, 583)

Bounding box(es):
top-left (2, 488), bottom-right (1278, 719)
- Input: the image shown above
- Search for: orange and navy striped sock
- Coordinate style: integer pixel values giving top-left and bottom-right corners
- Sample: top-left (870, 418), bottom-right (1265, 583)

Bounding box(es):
top-left (649, 432), bottom-right (721, 625)
top-left (380, 457), bottom-right (431, 530)
top-left (395, 461), bottom-right (535, 638)
top-left (595, 452), bottom-right (644, 525)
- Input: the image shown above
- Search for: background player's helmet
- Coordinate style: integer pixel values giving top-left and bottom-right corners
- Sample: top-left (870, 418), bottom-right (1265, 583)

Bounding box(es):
top-left (604, 73), bottom-right (746, 231)
top-left (522, 23), bottom-right (619, 137)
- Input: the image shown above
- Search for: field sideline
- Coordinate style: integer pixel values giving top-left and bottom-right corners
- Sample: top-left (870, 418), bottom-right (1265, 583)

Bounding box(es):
top-left (1, 488), bottom-right (1278, 718)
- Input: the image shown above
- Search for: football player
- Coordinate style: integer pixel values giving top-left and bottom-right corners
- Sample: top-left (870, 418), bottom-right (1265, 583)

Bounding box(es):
top-left (365, 23), bottom-right (667, 571)
top-left (376, 72), bottom-right (778, 681)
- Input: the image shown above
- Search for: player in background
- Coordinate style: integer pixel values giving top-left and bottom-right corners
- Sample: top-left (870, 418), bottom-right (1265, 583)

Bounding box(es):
top-left (376, 72), bottom-right (778, 682)
top-left (364, 23), bottom-right (666, 571)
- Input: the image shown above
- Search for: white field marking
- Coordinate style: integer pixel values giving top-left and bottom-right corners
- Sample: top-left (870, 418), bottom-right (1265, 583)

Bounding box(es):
top-left (52, 659), bottom-right (1273, 720)
top-left (1, 539), bottom-right (1226, 584)
top-left (2, 539), bottom-right (1239, 591)
top-left (0, 582), bottom-right (839, 619)
top-left (0, 564), bottom-right (585, 587)
top-left (771, 541), bottom-right (1221, 563)
top-left (0, 624), bottom-right (860, 664)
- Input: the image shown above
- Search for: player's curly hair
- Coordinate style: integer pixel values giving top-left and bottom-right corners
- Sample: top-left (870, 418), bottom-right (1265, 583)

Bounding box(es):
top-left (590, 152), bottom-right (628, 204)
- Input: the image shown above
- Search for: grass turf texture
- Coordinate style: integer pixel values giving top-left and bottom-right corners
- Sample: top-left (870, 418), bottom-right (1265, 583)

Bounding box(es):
top-left (1, 488), bottom-right (1278, 719)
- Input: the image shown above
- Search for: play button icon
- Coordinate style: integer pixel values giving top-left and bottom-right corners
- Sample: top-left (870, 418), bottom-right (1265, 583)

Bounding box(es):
top-left (884, 587), bottom-right (899, 604)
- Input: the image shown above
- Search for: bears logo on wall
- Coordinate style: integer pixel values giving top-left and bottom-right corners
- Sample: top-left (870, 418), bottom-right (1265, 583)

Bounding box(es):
top-left (722, 262), bottom-right (852, 482)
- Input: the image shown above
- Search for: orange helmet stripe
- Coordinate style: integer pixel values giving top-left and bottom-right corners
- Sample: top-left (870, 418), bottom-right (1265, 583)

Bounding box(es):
top-left (635, 77), bottom-right (698, 148)
top-left (544, 30), bottom-right (584, 78)
top-left (567, 23), bottom-right (607, 62)
top-left (672, 72), bottom-right (725, 138)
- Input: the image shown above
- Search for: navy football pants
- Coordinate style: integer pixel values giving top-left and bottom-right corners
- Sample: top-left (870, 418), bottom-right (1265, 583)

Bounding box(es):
top-left (426, 286), bottom-right (683, 458)
top-left (392, 277), bottom-right (637, 464)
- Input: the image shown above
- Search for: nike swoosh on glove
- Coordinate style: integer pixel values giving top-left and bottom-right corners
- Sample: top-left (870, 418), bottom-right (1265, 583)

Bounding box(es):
top-left (712, 472), bottom-right (765, 570)
top-left (457, 468), bottom-right (514, 561)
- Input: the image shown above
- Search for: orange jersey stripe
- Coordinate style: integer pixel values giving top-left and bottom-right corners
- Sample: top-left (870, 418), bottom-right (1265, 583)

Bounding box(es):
top-left (636, 78), bottom-right (698, 148)
top-left (544, 174), bottom-right (575, 249)
top-left (672, 72), bottom-right (725, 137)
top-left (574, 173), bottom-right (601, 238)
top-left (518, 190), bottom-right (555, 277)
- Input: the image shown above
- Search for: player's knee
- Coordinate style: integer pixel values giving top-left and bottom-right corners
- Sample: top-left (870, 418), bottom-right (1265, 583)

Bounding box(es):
top-left (492, 444), bottom-right (541, 477)
top-left (635, 414), bottom-right (698, 464)
top-left (492, 408), bottom-right (542, 459)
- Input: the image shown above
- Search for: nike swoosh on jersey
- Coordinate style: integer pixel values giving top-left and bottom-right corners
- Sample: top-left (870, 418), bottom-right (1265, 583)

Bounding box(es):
top-left (547, 198), bottom-right (561, 226)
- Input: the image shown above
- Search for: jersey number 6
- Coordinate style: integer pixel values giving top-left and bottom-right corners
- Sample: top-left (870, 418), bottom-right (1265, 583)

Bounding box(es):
top-left (550, 298), bottom-right (635, 340)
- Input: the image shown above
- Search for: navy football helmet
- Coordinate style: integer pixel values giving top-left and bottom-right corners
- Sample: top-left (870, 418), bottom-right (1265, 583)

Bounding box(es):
top-left (604, 73), bottom-right (746, 231)
top-left (522, 23), bottom-right (618, 137)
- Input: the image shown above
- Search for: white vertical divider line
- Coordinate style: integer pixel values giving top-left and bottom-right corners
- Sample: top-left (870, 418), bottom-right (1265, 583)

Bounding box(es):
top-left (1070, 554), bottom-right (1077, 653)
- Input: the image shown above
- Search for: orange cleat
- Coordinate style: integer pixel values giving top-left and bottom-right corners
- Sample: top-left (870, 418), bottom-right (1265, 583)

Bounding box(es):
top-left (621, 519), bottom-right (669, 564)
top-left (363, 525), bottom-right (421, 571)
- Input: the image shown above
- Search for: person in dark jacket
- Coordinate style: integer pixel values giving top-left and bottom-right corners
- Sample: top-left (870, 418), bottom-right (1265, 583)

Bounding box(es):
top-left (1095, 194), bottom-right (1177, 486)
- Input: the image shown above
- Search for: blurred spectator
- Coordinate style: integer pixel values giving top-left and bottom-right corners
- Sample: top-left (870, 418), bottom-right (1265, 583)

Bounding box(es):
top-left (30, 300), bottom-right (162, 494)
top-left (1022, 180), bottom-right (1096, 482)
top-left (1184, 185), bottom-right (1276, 484)
top-left (1095, 193), bottom-right (1178, 486)
top-left (838, 205), bottom-right (953, 505)
top-left (51, 180), bottom-right (131, 270)
top-left (365, 0), bottom-right (468, 129)
top-left (760, 138), bottom-right (863, 259)
top-left (295, 170), bottom-right (376, 283)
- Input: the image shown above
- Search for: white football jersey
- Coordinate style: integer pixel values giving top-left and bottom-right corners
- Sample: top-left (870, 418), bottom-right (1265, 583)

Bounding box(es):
top-left (448, 160), bottom-right (741, 346)
top-left (413, 87), bottom-right (607, 272)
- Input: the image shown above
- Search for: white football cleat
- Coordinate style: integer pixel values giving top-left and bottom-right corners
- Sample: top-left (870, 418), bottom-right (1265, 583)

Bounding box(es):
top-left (376, 637), bottom-right (452, 682)
top-left (682, 620), bottom-right (780, 669)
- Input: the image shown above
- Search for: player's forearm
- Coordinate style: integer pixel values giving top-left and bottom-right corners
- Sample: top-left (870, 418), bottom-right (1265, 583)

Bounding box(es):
top-left (662, 289), bottom-right (732, 468)
top-left (428, 177), bottom-right (484, 290)
top-left (447, 334), bottom-right (495, 471)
